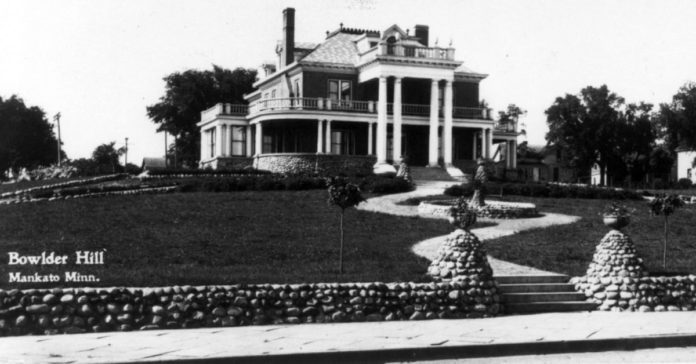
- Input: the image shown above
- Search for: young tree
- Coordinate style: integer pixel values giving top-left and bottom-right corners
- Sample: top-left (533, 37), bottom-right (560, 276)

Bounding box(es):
top-left (326, 177), bottom-right (365, 274)
top-left (0, 95), bottom-right (65, 172)
top-left (648, 194), bottom-right (684, 270)
top-left (146, 66), bottom-right (256, 167)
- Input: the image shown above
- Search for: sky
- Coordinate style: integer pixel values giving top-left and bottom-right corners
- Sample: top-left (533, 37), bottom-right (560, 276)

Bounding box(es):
top-left (2, 0), bottom-right (696, 164)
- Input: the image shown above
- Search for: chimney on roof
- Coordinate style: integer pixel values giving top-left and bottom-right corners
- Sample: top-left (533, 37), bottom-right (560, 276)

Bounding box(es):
top-left (282, 8), bottom-right (295, 67)
top-left (414, 24), bottom-right (429, 47)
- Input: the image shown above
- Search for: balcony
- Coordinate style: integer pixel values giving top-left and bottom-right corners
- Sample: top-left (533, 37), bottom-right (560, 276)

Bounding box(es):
top-left (208, 98), bottom-right (492, 121)
top-left (493, 120), bottom-right (518, 134)
top-left (359, 42), bottom-right (456, 64)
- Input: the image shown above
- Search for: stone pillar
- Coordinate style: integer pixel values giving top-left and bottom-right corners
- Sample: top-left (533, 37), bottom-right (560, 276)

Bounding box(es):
top-left (316, 119), bottom-right (323, 153)
top-left (486, 129), bottom-right (492, 159)
top-left (428, 79), bottom-right (439, 167)
top-left (443, 80), bottom-right (453, 166)
top-left (246, 125), bottom-right (253, 157)
top-left (472, 132), bottom-right (478, 159)
top-left (367, 122), bottom-right (373, 155)
top-left (325, 120), bottom-right (332, 154)
top-left (393, 77), bottom-right (403, 164)
top-left (255, 122), bottom-right (263, 156)
top-left (376, 76), bottom-right (388, 165)
top-left (511, 140), bottom-right (517, 168)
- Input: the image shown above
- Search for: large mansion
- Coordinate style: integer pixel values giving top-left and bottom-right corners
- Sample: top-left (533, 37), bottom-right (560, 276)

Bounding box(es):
top-left (198, 8), bottom-right (519, 176)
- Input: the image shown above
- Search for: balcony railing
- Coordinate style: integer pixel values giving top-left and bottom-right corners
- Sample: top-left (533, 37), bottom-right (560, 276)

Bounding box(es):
top-left (213, 98), bottom-right (491, 120)
top-left (379, 43), bottom-right (456, 61)
top-left (494, 120), bottom-right (518, 133)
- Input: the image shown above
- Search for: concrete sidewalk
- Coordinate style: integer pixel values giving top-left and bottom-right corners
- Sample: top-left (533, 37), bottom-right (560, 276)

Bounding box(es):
top-left (3, 311), bottom-right (696, 363)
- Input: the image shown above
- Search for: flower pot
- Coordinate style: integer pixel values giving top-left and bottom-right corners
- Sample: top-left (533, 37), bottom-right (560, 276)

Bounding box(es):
top-left (603, 214), bottom-right (630, 230)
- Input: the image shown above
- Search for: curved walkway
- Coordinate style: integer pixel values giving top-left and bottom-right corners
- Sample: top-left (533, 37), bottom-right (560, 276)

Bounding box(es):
top-left (358, 181), bottom-right (581, 276)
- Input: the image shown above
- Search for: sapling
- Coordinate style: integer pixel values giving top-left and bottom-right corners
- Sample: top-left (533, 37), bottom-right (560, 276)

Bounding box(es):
top-left (327, 177), bottom-right (365, 274)
top-left (648, 194), bottom-right (684, 270)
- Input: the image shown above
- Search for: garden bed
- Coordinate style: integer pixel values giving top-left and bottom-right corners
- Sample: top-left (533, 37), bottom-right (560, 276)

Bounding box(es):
top-left (418, 199), bottom-right (539, 219)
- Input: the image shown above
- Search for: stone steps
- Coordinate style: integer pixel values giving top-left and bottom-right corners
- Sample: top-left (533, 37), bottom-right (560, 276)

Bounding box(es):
top-left (496, 275), bottom-right (598, 314)
top-left (502, 292), bottom-right (587, 303)
top-left (410, 167), bottom-right (455, 182)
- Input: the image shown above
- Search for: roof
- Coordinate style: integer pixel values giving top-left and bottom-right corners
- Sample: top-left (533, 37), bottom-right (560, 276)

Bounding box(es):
top-left (141, 157), bottom-right (166, 169)
top-left (294, 42), bottom-right (318, 50)
top-left (301, 32), bottom-right (359, 65)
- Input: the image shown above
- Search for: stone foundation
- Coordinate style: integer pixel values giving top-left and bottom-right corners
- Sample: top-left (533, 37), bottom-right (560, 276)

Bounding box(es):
top-left (255, 154), bottom-right (375, 175)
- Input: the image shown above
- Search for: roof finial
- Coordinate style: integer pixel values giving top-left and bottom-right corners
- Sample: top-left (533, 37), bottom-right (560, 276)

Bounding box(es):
top-left (340, 22), bottom-right (344, 29)
top-left (406, 28), bottom-right (410, 35)
top-left (449, 38), bottom-right (452, 47)
top-left (435, 37), bottom-right (439, 46)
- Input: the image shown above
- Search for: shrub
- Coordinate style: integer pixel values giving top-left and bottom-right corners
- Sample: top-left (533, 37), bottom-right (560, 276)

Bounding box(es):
top-left (366, 176), bottom-right (413, 194)
top-left (443, 184), bottom-right (475, 197)
top-left (677, 178), bottom-right (693, 189)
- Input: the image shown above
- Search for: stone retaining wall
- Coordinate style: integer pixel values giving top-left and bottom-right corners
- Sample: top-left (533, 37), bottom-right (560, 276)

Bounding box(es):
top-left (255, 154), bottom-right (376, 175)
top-left (199, 157), bottom-right (253, 170)
top-left (572, 229), bottom-right (696, 312)
top-left (0, 281), bottom-right (501, 336)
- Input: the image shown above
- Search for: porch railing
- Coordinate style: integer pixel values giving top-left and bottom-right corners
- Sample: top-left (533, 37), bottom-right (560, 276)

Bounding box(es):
top-left (494, 120), bottom-right (518, 133)
top-left (210, 98), bottom-right (491, 120)
top-left (380, 43), bottom-right (456, 61)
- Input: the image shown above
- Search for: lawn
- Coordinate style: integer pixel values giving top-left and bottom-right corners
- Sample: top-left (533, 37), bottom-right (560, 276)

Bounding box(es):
top-left (0, 190), bottom-right (454, 288)
top-left (484, 195), bottom-right (696, 277)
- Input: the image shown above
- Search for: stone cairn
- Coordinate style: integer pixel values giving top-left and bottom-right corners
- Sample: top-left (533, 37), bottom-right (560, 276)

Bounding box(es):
top-left (426, 197), bottom-right (501, 316)
top-left (571, 214), bottom-right (696, 312)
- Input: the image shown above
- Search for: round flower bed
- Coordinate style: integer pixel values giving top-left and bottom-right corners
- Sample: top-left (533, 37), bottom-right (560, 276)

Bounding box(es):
top-left (418, 199), bottom-right (539, 219)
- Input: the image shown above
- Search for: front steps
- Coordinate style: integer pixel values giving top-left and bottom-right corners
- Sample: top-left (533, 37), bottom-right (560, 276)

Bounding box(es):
top-left (496, 275), bottom-right (597, 314)
top-left (410, 166), bottom-right (456, 182)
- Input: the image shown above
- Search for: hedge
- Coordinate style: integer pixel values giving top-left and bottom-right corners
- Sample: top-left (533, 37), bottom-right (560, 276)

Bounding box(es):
top-left (444, 182), bottom-right (642, 200)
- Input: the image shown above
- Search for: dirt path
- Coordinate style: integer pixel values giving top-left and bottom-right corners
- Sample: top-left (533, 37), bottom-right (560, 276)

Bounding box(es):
top-left (357, 181), bottom-right (581, 276)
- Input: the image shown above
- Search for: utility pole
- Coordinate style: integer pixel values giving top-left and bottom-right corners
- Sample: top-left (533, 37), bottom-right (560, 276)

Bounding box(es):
top-left (53, 113), bottom-right (62, 166)
top-left (124, 137), bottom-right (129, 166)
top-left (164, 132), bottom-right (168, 167)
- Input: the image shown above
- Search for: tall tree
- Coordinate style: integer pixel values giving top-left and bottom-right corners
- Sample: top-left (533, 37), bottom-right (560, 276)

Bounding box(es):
top-left (655, 82), bottom-right (696, 151)
top-left (146, 65), bottom-right (256, 167)
top-left (0, 95), bottom-right (64, 173)
top-left (546, 85), bottom-right (625, 185)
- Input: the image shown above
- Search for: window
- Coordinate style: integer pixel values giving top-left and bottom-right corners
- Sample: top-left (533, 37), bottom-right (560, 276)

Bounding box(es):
top-left (331, 129), bottom-right (356, 155)
top-left (230, 126), bottom-right (246, 156)
top-left (271, 89), bottom-right (276, 99)
top-left (328, 80), bottom-right (351, 101)
top-left (207, 128), bottom-right (216, 158)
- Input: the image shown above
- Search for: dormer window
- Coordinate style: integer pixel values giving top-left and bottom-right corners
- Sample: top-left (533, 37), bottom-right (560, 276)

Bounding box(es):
top-left (386, 36), bottom-right (397, 55)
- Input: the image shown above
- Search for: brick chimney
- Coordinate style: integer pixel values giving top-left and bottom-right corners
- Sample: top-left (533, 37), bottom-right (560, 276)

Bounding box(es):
top-left (282, 8), bottom-right (295, 67)
top-left (414, 24), bottom-right (429, 47)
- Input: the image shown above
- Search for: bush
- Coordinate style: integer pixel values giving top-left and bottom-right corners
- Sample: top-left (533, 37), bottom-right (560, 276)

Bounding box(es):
top-left (444, 184), bottom-right (475, 197)
top-left (364, 176), bottom-right (413, 194)
top-left (444, 181), bottom-right (642, 200)
top-left (677, 178), bottom-right (693, 189)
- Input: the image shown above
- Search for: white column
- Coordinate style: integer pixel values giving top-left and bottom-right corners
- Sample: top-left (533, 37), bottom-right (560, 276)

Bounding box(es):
top-left (483, 128), bottom-right (491, 159)
top-left (255, 122), bottom-right (263, 156)
top-left (393, 77), bottom-right (403, 164)
top-left (246, 125), bottom-right (252, 157)
top-left (325, 120), bottom-right (332, 154)
top-left (200, 130), bottom-right (206, 160)
top-left (428, 79), bottom-right (439, 167)
top-left (367, 122), bottom-right (373, 155)
top-left (511, 140), bottom-right (517, 168)
top-left (216, 124), bottom-right (223, 157)
top-left (316, 119), bottom-right (323, 153)
top-left (472, 132), bottom-right (478, 159)
top-left (376, 76), bottom-right (388, 164)
top-left (443, 80), bottom-right (453, 166)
